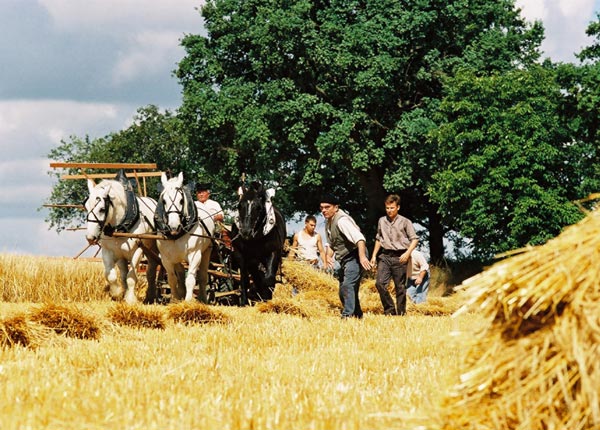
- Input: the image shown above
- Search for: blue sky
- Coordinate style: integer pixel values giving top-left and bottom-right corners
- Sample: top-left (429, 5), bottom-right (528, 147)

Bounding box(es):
top-left (1, 0), bottom-right (599, 257)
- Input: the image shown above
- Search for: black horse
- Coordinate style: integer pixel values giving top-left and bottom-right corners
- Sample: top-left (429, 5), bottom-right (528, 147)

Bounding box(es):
top-left (231, 181), bottom-right (286, 304)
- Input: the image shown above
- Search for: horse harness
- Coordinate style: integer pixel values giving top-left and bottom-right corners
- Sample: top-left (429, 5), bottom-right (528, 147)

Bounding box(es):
top-left (84, 192), bottom-right (146, 237)
top-left (155, 185), bottom-right (219, 241)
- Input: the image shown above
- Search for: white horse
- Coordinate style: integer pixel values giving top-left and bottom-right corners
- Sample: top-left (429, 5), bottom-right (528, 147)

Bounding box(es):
top-left (84, 173), bottom-right (160, 304)
top-left (155, 172), bottom-right (215, 302)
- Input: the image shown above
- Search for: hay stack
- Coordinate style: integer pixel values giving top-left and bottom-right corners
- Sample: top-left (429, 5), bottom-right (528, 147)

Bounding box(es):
top-left (255, 297), bottom-right (322, 318)
top-left (168, 302), bottom-right (230, 325)
top-left (29, 303), bottom-right (101, 340)
top-left (435, 208), bottom-right (600, 430)
top-left (107, 303), bottom-right (166, 330)
top-left (0, 315), bottom-right (51, 348)
top-left (282, 260), bottom-right (338, 293)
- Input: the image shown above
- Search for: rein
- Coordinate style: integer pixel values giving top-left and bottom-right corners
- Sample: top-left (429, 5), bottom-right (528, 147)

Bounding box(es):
top-left (155, 185), bottom-right (217, 240)
top-left (162, 187), bottom-right (184, 218)
top-left (85, 196), bottom-right (112, 229)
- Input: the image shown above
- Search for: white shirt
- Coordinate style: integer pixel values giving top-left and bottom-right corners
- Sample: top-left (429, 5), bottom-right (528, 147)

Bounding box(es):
top-left (407, 250), bottom-right (430, 279)
top-left (296, 230), bottom-right (320, 260)
top-left (337, 215), bottom-right (366, 244)
top-left (195, 199), bottom-right (222, 220)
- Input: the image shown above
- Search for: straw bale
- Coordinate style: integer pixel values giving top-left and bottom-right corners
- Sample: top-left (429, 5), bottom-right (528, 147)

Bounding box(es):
top-left (107, 303), bottom-right (166, 330)
top-left (361, 278), bottom-right (379, 294)
top-left (408, 295), bottom-right (465, 317)
top-left (29, 303), bottom-right (101, 340)
top-left (282, 260), bottom-right (338, 292)
top-left (255, 297), bottom-right (320, 318)
top-left (434, 208), bottom-right (600, 430)
top-left (295, 290), bottom-right (341, 314)
top-left (0, 315), bottom-right (52, 348)
top-left (168, 302), bottom-right (230, 325)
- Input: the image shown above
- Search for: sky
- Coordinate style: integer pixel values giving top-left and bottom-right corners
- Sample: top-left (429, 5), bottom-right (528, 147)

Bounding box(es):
top-left (1, 0), bottom-right (599, 258)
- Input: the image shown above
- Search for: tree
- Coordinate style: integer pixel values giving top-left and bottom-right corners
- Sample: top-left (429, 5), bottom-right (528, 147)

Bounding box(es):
top-left (428, 64), bottom-right (593, 259)
top-left (176, 0), bottom-right (543, 262)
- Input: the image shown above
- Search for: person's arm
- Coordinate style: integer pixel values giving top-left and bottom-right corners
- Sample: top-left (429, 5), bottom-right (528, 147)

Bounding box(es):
top-left (370, 239), bottom-right (381, 266)
top-left (288, 233), bottom-right (299, 260)
top-left (400, 239), bottom-right (418, 264)
top-left (316, 234), bottom-right (325, 260)
top-left (337, 217), bottom-right (372, 270)
top-left (213, 202), bottom-right (224, 222)
top-left (357, 240), bottom-right (372, 271)
top-left (324, 245), bottom-right (334, 269)
top-left (399, 220), bottom-right (419, 263)
top-left (414, 268), bottom-right (427, 285)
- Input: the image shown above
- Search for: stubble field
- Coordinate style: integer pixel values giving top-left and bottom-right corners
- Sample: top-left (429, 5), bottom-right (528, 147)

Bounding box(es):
top-left (0, 254), bottom-right (481, 430)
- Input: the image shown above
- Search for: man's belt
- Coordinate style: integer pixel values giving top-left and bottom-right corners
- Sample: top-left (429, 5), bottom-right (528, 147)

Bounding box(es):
top-left (381, 248), bottom-right (406, 256)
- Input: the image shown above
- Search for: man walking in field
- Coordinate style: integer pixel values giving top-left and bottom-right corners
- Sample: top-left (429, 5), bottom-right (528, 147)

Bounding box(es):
top-left (370, 194), bottom-right (418, 316)
top-left (320, 194), bottom-right (372, 319)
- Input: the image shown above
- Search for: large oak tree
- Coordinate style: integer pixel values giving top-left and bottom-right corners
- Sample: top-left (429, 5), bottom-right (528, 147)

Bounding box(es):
top-left (175, 0), bottom-right (543, 261)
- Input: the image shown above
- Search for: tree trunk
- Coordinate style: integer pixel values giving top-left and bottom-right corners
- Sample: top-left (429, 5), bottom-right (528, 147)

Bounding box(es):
top-left (427, 201), bottom-right (445, 264)
top-left (357, 168), bottom-right (386, 244)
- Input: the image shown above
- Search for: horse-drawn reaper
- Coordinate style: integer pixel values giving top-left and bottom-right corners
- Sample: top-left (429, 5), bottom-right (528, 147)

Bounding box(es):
top-left (82, 169), bottom-right (284, 306)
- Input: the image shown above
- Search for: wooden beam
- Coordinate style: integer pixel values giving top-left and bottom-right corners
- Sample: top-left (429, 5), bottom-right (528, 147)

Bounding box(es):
top-left (60, 171), bottom-right (164, 180)
top-left (50, 162), bottom-right (157, 169)
top-left (42, 204), bottom-right (85, 209)
top-left (111, 232), bottom-right (167, 240)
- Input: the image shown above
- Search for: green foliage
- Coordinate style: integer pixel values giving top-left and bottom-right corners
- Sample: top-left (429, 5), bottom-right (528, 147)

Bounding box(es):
top-left (429, 65), bottom-right (591, 258)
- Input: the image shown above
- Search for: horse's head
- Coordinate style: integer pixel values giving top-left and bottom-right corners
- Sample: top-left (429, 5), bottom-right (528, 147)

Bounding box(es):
top-left (159, 172), bottom-right (186, 236)
top-left (236, 181), bottom-right (269, 240)
top-left (84, 179), bottom-right (116, 244)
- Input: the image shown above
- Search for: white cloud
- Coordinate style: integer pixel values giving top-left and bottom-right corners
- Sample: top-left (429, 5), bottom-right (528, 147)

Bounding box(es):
top-left (38, 0), bottom-right (204, 34)
top-left (516, 0), bottom-right (596, 61)
top-left (112, 30), bottom-right (185, 85)
top-left (0, 216), bottom-right (89, 257)
top-left (515, 0), bottom-right (548, 21)
top-left (0, 100), bottom-right (133, 160)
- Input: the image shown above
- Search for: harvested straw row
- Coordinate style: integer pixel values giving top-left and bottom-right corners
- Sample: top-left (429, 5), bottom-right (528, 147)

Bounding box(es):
top-left (435, 207), bottom-right (600, 430)
top-left (0, 315), bottom-right (51, 348)
top-left (29, 303), bottom-right (102, 340)
top-left (282, 260), bottom-right (338, 293)
top-left (168, 302), bottom-right (230, 325)
top-left (0, 302), bottom-right (232, 349)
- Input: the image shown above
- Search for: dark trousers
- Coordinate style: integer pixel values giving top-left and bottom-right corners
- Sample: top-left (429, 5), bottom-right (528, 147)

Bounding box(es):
top-left (375, 253), bottom-right (408, 315)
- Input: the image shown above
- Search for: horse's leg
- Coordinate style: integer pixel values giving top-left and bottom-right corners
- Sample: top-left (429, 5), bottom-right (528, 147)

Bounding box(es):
top-left (239, 264), bottom-right (251, 305)
top-left (142, 240), bottom-right (160, 304)
top-left (195, 244), bottom-right (212, 304)
top-left (103, 250), bottom-right (124, 300)
top-left (173, 262), bottom-right (187, 301)
top-left (116, 259), bottom-right (129, 301)
top-left (260, 252), bottom-right (281, 300)
top-left (162, 259), bottom-right (180, 302)
top-left (185, 250), bottom-right (203, 302)
top-left (246, 262), bottom-right (266, 301)
top-left (124, 247), bottom-right (144, 304)
top-left (143, 254), bottom-right (160, 304)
